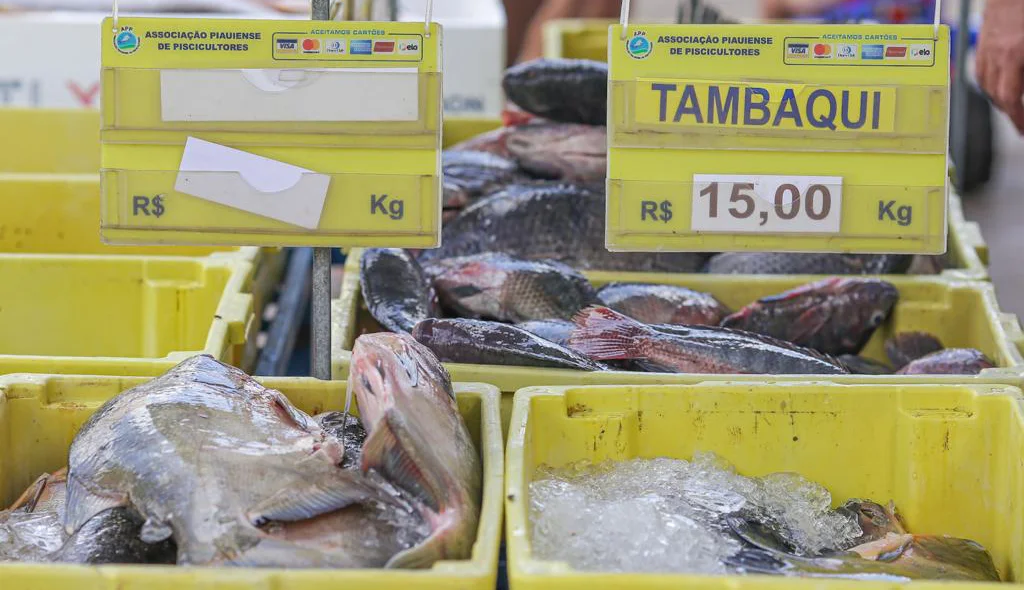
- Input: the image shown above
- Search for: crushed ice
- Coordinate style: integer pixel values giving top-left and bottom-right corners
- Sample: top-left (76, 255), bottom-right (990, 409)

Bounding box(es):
top-left (529, 452), bottom-right (863, 574)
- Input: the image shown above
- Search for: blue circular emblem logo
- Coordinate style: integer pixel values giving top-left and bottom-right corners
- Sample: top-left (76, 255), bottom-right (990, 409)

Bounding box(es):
top-left (115, 29), bottom-right (139, 54)
top-left (627, 34), bottom-right (652, 59)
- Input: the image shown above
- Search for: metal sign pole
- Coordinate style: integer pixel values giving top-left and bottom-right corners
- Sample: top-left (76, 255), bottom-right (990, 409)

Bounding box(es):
top-left (310, 0), bottom-right (332, 380)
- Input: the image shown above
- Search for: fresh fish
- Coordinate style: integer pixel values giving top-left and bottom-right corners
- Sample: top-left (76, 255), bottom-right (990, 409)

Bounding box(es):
top-left (885, 332), bottom-right (944, 370)
top-left (412, 318), bottom-right (605, 371)
top-left (316, 412), bottom-right (367, 471)
top-left (570, 306), bottom-right (848, 374)
top-left (597, 282), bottom-right (730, 326)
top-left (727, 516), bottom-right (1000, 581)
top-left (442, 150), bottom-right (524, 212)
top-left (502, 58), bottom-right (608, 125)
top-left (896, 348), bottom-right (995, 375)
top-left (64, 355), bottom-right (402, 567)
top-left (427, 253), bottom-right (597, 322)
top-left (705, 253), bottom-right (914, 275)
top-left (505, 123), bottom-right (606, 182)
top-left (419, 184), bottom-right (707, 272)
top-left (347, 333), bottom-right (482, 567)
top-left (837, 500), bottom-right (907, 546)
top-left (263, 501), bottom-right (428, 569)
top-left (447, 125), bottom-right (516, 158)
top-left (838, 355), bottom-right (893, 375)
top-left (361, 248), bottom-right (437, 333)
top-left (516, 319), bottom-right (576, 347)
top-left (720, 278), bottom-right (899, 356)
top-left (56, 507), bottom-right (178, 565)
top-left (3, 470), bottom-right (176, 565)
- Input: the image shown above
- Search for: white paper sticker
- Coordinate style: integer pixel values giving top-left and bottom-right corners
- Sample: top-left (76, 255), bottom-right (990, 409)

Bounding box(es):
top-left (690, 174), bottom-right (843, 234)
top-left (160, 68), bottom-right (420, 122)
top-left (174, 137), bottom-right (330, 229)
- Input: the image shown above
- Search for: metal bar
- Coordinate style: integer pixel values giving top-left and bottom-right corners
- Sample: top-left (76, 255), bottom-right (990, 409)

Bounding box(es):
top-left (310, 0), bottom-right (331, 379)
top-left (952, 0), bottom-right (972, 184)
top-left (311, 248), bottom-right (332, 379)
top-left (255, 248), bottom-right (313, 376)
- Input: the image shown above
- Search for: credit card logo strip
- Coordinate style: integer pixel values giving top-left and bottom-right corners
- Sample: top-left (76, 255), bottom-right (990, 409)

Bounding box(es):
top-left (397, 39), bottom-right (420, 54)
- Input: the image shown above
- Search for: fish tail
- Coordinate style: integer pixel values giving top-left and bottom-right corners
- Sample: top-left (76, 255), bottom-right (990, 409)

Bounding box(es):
top-left (569, 306), bottom-right (654, 360)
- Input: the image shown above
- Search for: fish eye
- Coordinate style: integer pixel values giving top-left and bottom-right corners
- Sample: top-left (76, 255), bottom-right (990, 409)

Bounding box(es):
top-left (869, 310), bottom-right (887, 327)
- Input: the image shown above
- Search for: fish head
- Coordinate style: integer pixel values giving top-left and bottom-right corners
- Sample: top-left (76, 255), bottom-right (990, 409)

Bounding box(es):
top-left (348, 332), bottom-right (455, 430)
top-left (802, 278), bottom-right (898, 353)
top-left (843, 499), bottom-right (906, 541)
top-left (431, 256), bottom-right (512, 318)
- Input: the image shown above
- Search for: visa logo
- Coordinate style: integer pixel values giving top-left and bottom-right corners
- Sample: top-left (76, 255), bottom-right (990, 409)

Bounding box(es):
top-left (276, 38), bottom-right (297, 53)
top-left (350, 39), bottom-right (372, 55)
top-left (786, 43), bottom-right (809, 58)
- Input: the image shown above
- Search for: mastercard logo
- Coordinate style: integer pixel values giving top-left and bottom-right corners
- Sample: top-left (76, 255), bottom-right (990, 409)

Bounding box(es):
top-left (302, 38), bottom-right (320, 52)
top-left (813, 43), bottom-right (831, 57)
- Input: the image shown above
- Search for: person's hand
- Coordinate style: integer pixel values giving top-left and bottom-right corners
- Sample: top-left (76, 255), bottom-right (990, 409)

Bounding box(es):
top-left (977, 0), bottom-right (1024, 133)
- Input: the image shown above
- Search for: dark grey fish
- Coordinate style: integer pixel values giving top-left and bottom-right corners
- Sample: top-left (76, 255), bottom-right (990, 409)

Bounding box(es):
top-left (720, 278), bottom-right (899, 356)
top-left (838, 355), bottom-right (893, 375)
top-left (505, 123), bottom-right (606, 182)
top-left (412, 318), bottom-right (604, 371)
top-left (570, 307), bottom-right (848, 375)
top-left (442, 150), bottom-right (524, 211)
top-left (597, 282), bottom-right (730, 326)
top-left (896, 348), bottom-right (995, 375)
top-left (315, 412), bottom-right (367, 471)
top-left (502, 58), bottom-right (608, 125)
top-left (516, 319), bottom-right (577, 347)
top-left (705, 253), bottom-right (914, 275)
top-left (55, 508), bottom-right (177, 565)
top-left (427, 253), bottom-right (597, 322)
top-left (419, 184), bottom-right (707, 272)
top-left (360, 248), bottom-right (437, 333)
top-left (885, 332), bottom-right (944, 369)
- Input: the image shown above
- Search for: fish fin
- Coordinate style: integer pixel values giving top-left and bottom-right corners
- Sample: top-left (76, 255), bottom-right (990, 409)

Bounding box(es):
top-left (787, 306), bottom-right (832, 344)
top-left (63, 471), bottom-right (128, 535)
top-left (270, 390), bottom-right (320, 433)
top-left (247, 470), bottom-right (392, 525)
top-left (8, 472), bottom-right (49, 512)
top-left (568, 306), bottom-right (653, 360)
top-left (140, 517), bottom-right (174, 543)
top-left (757, 278), bottom-right (841, 304)
top-left (228, 536), bottom-right (363, 568)
top-left (386, 539), bottom-right (445, 569)
top-left (361, 410), bottom-right (441, 513)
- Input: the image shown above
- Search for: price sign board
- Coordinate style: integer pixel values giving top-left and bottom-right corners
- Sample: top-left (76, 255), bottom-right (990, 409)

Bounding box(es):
top-left (99, 18), bottom-right (442, 247)
top-left (606, 24), bottom-right (950, 253)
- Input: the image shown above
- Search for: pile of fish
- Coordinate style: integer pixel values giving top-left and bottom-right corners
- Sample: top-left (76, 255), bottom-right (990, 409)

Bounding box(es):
top-left (361, 249), bottom-right (993, 376)
top-left (530, 454), bottom-right (1001, 581)
top-left (438, 57), bottom-right (945, 277)
top-left (0, 338), bottom-right (481, 568)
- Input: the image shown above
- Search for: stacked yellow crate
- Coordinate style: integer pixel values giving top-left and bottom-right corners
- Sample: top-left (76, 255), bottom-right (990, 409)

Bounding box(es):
top-left (0, 109), bottom-right (285, 373)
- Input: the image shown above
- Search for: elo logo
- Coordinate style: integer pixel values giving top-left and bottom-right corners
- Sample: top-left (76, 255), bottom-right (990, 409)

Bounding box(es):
top-left (627, 33), bottom-right (653, 59)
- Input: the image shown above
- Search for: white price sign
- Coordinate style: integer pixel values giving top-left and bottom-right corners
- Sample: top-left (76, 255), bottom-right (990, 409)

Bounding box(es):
top-left (690, 174), bottom-right (842, 234)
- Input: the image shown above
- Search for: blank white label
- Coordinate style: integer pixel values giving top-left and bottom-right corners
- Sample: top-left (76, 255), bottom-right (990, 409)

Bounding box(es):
top-left (160, 68), bottom-right (420, 122)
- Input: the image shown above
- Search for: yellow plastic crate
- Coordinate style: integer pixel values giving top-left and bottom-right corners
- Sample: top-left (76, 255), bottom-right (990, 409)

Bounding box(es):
top-left (505, 382), bottom-right (1024, 588)
top-left (542, 19), bottom-right (616, 62)
top-left (0, 255), bottom-right (256, 375)
top-left (0, 375), bottom-right (503, 590)
top-left (334, 249), bottom-right (1023, 432)
top-left (0, 109), bottom-right (100, 175)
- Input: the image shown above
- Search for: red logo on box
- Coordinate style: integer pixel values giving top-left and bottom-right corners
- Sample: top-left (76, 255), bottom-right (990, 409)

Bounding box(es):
top-left (885, 45), bottom-right (907, 58)
top-left (373, 41), bottom-right (395, 53)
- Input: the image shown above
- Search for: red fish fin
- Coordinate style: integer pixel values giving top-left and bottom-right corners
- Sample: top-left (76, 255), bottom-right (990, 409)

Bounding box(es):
top-left (569, 306), bottom-right (653, 360)
top-left (788, 306), bottom-right (832, 343)
top-left (362, 410), bottom-right (442, 513)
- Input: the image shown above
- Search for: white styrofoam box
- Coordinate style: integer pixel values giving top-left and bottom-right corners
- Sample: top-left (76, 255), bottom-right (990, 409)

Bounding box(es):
top-left (398, 0), bottom-right (506, 118)
top-left (0, 10), bottom-right (278, 109)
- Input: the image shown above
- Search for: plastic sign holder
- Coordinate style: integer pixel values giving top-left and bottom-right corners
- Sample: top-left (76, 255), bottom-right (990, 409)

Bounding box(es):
top-left (606, 23), bottom-right (950, 254)
top-left (99, 17), bottom-right (442, 248)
